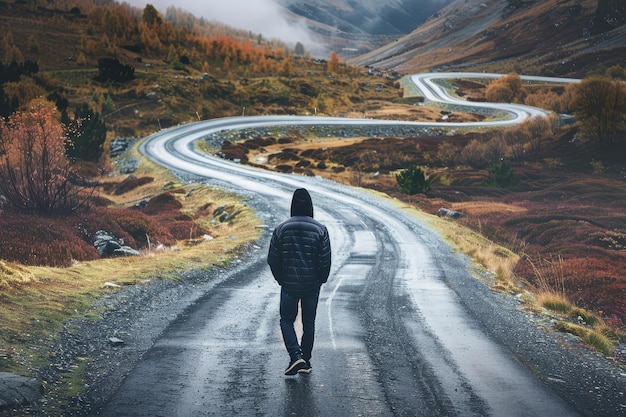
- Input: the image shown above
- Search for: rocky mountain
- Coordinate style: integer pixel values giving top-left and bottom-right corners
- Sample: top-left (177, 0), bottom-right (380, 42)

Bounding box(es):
top-left (348, 0), bottom-right (626, 78)
top-left (277, 0), bottom-right (454, 55)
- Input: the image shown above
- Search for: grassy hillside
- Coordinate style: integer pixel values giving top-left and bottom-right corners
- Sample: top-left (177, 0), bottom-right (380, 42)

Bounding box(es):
top-left (0, 0), bottom-right (403, 137)
top-left (352, 0), bottom-right (626, 78)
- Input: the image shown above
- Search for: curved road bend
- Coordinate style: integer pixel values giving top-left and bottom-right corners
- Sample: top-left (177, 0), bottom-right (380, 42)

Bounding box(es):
top-left (409, 73), bottom-right (579, 125)
top-left (98, 74), bottom-right (619, 416)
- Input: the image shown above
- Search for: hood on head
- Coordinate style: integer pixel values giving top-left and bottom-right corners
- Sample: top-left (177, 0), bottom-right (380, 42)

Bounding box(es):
top-left (290, 188), bottom-right (313, 217)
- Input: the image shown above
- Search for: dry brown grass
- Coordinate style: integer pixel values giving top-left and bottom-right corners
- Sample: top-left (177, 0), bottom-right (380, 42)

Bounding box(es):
top-left (554, 321), bottom-right (616, 356)
top-left (449, 201), bottom-right (528, 216)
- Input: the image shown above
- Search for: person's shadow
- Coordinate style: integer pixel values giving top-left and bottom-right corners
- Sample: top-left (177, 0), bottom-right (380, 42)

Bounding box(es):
top-left (283, 375), bottom-right (317, 416)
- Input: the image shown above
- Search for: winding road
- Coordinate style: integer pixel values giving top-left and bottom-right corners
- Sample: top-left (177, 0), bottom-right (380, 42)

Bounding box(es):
top-left (96, 74), bottom-right (624, 416)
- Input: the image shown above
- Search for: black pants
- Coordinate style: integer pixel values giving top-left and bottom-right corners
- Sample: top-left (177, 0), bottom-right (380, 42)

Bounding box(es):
top-left (279, 287), bottom-right (320, 360)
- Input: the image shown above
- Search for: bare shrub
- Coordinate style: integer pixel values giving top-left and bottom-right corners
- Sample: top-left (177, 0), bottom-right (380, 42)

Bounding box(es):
top-left (502, 128), bottom-right (527, 161)
top-left (436, 142), bottom-right (459, 167)
top-left (460, 137), bottom-right (505, 169)
top-left (0, 103), bottom-right (95, 214)
top-left (524, 116), bottom-right (554, 154)
top-left (569, 76), bottom-right (626, 147)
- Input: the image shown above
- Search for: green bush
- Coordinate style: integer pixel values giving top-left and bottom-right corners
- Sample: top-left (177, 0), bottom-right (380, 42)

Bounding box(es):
top-left (396, 164), bottom-right (431, 195)
top-left (485, 161), bottom-right (518, 187)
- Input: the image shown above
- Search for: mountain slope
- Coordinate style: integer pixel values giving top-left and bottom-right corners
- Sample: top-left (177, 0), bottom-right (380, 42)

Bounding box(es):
top-left (350, 0), bottom-right (626, 78)
top-left (278, 0), bottom-right (454, 54)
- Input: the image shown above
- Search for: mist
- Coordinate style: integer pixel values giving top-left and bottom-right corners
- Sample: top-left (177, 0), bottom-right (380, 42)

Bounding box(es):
top-left (126, 0), bottom-right (315, 47)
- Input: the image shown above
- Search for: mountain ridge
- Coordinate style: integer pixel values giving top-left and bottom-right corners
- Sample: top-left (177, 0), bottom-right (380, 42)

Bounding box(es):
top-left (348, 0), bottom-right (626, 78)
top-left (277, 0), bottom-right (455, 55)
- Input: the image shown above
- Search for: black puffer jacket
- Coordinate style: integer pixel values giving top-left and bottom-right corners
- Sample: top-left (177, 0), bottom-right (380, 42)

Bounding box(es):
top-left (267, 188), bottom-right (331, 294)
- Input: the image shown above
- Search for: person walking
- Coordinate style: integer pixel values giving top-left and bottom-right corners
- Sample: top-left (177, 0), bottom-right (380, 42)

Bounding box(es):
top-left (267, 188), bottom-right (332, 375)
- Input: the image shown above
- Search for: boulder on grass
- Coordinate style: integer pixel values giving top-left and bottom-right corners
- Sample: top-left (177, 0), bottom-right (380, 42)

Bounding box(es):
top-left (436, 207), bottom-right (464, 219)
top-left (94, 230), bottom-right (140, 258)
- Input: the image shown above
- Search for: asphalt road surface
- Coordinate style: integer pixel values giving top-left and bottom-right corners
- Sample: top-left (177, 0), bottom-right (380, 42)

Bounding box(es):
top-left (98, 164), bottom-right (577, 416)
top-left (96, 74), bottom-right (625, 416)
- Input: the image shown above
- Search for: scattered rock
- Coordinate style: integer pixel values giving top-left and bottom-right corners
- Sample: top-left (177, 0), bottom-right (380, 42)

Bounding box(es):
top-left (109, 138), bottom-right (137, 158)
top-left (94, 231), bottom-right (140, 258)
top-left (108, 337), bottom-right (125, 347)
top-left (212, 204), bottom-right (227, 217)
top-left (94, 231), bottom-right (122, 257)
top-left (132, 199), bottom-right (149, 209)
top-left (213, 205), bottom-right (240, 223)
top-left (113, 247), bottom-right (140, 257)
top-left (0, 372), bottom-right (43, 411)
top-left (114, 158), bottom-right (140, 174)
top-left (436, 207), bottom-right (464, 219)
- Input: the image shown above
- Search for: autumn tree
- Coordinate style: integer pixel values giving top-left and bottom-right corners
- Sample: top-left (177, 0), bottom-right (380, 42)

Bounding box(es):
top-left (0, 60), bottom-right (40, 117)
top-left (486, 73), bottom-right (527, 103)
top-left (522, 115), bottom-right (555, 154)
top-left (606, 65), bottom-right (626, 80)
top-left (27, 34), bottom-right (40, 53)
top-left (2, 32), bottom-right (24, 63)
top-left (327, 51), bottom-right (340, 73)
top-left (0, 104), bottom-right (94, 214)
top-left (571, 76), bottom-right (626, 147)
top-left (460, 137), bottom-right (506, 169)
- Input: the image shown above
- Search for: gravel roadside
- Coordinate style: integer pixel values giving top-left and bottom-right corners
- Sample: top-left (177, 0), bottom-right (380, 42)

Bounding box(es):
top-left (0, 240), bottom-right (268, 417)
top-left (2, 168), bottom-right (625, 416)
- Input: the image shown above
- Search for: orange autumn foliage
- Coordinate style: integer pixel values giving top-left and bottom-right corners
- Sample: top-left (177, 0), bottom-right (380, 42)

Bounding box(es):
top-left (0, 103), bottom-right (93, 214)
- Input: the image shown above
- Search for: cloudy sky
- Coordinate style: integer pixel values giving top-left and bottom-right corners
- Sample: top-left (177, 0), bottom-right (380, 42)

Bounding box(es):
top-left (128, 0), bottom-right (313, 45)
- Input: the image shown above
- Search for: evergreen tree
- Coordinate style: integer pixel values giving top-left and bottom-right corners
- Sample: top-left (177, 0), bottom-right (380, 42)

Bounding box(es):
top-left (65, 104), bottom-right (106, 162)
top-left (143, 4), bottom-right (163, 27)
top-left (294, 42), bottom-right (306, 56)
top-left (396, 164), bottom-right (431, 195)
top-left (485, 160), bottom-right (518, 187)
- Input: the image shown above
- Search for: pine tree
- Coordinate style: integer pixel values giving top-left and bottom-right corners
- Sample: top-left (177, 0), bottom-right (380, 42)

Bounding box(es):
top-left (65, 104), bottom-right (106, 162)
top-left (485, 160), bottom-right (518, 187)
top-left (396, 165), bottom-right (431, 195)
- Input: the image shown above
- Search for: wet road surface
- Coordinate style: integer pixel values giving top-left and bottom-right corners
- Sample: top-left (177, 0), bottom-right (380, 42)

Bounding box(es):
top-left (95, 124), bottom-right (585, 416)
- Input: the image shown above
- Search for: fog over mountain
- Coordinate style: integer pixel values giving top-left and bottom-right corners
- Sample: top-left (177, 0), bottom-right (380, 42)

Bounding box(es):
top-left (126, 0), bottom-right (315, 46)
top-left (125, 0), bottom-right (453, 56)
top-left (278, 0), bottom-right (452, 36)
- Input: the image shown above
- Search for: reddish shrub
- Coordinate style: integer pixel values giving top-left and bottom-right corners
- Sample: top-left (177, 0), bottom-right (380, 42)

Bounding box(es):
top-left (167, 220), bottom-right (209, 240)
top-left (275, 164), bottom-right (293, 173)
top-left (247, 137), bottom-right (276, 147)
top-left (219, 143), bottom-right (248, 162)
top-left (103, 211), bottom-right (174, 248)
top-left (89, 195), bottom-right (116, 207)
top-left (0, 212), bottom-right (98, 267)
top-left (140, 192), bottom-right (183, 215)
